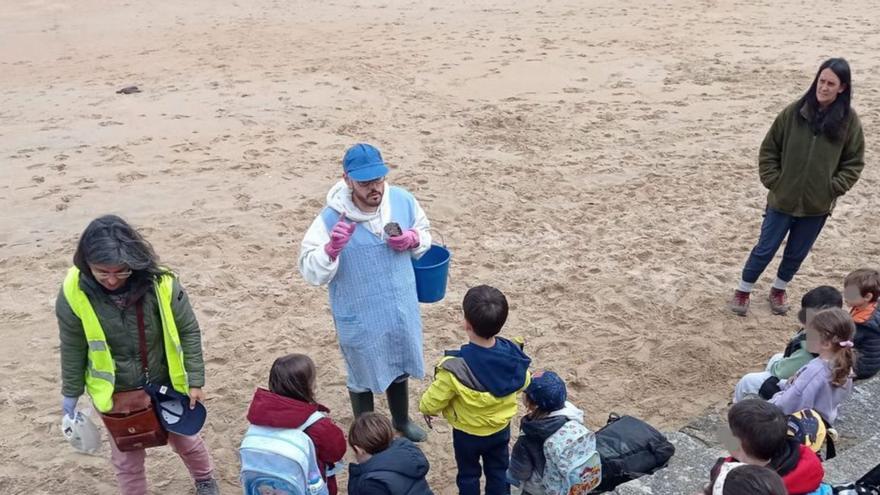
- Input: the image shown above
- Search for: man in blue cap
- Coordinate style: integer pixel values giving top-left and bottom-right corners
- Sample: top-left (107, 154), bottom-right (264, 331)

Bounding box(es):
top-left (299, 143), bottom-right (432, 441)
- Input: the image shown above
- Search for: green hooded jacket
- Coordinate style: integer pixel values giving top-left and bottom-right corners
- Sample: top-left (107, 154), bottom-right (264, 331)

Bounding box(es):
top-left (57, 272), bottom-right (205, 398)
top-left (759, 101), bottom-right (865, 217)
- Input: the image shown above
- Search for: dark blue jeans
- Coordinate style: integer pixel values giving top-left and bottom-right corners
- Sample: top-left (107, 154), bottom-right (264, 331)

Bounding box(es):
top-left (453, 426), bottom-right (511, 495)
top-left (741, 207), bottom-right (828, 285)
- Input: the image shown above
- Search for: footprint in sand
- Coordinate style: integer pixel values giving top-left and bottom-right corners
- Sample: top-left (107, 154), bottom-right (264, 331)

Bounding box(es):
top-left (117, 171), bottom-right (147, 183)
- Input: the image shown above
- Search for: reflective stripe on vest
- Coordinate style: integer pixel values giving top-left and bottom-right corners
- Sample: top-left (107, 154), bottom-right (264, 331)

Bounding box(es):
top-left (62, 266), bottom-right (190, 413)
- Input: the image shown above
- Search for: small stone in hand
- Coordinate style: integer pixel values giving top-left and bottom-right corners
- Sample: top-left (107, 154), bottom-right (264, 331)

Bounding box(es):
top-left (384, 222), bottom-right (402, 237)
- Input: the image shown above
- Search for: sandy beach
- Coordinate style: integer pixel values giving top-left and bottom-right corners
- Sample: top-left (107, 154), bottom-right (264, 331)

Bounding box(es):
top-left (1, 0), bottom-right (878, 493)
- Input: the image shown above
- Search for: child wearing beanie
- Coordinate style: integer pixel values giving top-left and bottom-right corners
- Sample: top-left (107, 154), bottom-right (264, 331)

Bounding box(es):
top-left (507, 371), bottom-right (601, 495)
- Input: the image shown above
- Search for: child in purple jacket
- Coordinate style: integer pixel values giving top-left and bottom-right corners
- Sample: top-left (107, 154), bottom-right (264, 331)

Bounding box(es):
top-left (769, 308), bottom-right (855, 424)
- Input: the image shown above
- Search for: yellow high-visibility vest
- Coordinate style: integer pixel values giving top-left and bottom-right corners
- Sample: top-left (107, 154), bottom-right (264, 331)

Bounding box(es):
top-left (62, 266), bottom-right (189, 412)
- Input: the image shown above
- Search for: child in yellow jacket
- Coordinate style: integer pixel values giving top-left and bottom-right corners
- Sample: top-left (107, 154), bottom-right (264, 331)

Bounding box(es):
top-left (419, 285), bottom-right (531, 495)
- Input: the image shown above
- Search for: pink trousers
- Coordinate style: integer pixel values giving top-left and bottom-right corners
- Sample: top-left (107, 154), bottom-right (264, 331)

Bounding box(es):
top-left (109, 433), bottom-right (214, 495)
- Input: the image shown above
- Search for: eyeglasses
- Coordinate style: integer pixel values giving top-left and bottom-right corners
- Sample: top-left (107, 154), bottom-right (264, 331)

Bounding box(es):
top-left (92, 269), bottom-right (133, 280)
top-left (355, 177), bottom-right (385, 188)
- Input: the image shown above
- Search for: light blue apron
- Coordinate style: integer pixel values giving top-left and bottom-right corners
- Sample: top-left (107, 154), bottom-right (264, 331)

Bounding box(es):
top-left (321, 187), bottom-right (425, 393)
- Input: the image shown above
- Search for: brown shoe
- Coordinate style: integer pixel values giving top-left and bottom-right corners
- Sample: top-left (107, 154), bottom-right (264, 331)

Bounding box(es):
top-left (730, 290), bottom-right (750, 316)
top-left (769, 288), bottom-right (790, 315)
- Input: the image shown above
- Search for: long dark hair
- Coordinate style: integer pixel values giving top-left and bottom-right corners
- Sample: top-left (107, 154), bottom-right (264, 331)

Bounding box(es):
top-left (73, 215), bottom-right (166, 283)
top-left (268, 354), bottom-right (317, 404)
top-left (797, 58), bottom-right (852, 142)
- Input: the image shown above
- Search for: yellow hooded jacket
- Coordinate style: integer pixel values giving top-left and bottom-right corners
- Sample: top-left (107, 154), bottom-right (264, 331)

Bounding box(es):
top-left (419, 352), bottom-right (531, 437)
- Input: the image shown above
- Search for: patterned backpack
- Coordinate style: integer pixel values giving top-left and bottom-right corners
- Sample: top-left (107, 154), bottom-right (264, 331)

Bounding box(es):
top-left (541, 420), bottom-right (602, 495)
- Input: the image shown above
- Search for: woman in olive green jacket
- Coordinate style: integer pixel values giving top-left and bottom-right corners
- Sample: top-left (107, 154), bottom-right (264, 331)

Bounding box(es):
top-left (57, 215), bottom-right (219, 495)
top-left (731, 58), bottom-right (865, 316)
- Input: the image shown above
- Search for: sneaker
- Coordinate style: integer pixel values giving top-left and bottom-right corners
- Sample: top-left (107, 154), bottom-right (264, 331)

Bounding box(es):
top-left (730, 290), bottom-right (750, 316)
top-left (195, 479), bottom-right (219, 495)
top-left (769, 288), bottom-right (790, 315)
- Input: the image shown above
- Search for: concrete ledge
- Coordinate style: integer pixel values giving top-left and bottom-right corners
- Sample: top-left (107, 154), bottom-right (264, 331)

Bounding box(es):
top-left (611, 432), bottom-right (724, 494)
top-left (823, 434), bottom-right (880, 485)
top-left (832, 377), bottom-right (880, 451)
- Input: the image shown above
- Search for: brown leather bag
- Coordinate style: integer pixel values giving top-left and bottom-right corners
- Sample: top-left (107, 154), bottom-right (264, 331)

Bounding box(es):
top-left (99, 300), bottom-right (168, 451)
top-left (101, 389), bottom-right (168, 451)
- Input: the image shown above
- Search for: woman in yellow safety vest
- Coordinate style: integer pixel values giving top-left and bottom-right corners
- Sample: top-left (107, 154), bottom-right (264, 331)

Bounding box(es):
top-left (57, 215), bottom-right (219, 495)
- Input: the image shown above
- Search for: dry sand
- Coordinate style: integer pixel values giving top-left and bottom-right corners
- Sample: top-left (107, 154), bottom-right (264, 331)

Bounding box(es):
top-left (1, 0), bottom-right (879, 493)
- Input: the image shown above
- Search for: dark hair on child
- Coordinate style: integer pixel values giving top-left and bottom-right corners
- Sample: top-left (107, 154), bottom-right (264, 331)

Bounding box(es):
top-left (809, 308), bottom-right (856, 387)
top-left (798, 286), bottom-right (843, 324)
top-left (463, 285), bottom-right (509, 339)
top-left (348, 412), bottom-right (394, 455)
top-left (844, 268), bottom-right (880, 303)
top-left (268, 354), bottom-right (317, 404)
top-left (704, 464), bottom-right (787, 495)
top-left (724, 465), bottom-right (787, 495)
top-left (727, 400), bottom-right (788, 461)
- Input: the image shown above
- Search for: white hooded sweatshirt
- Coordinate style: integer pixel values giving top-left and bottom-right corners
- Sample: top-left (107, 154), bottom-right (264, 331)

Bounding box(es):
top-left (298, 180), bottom-right (432, 286)
top-left (549, 401), bottom-right (586, 424)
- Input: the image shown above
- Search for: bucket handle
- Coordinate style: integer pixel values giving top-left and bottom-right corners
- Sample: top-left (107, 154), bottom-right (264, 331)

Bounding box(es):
top-left (429, 228), bottom-right (447, 247)
top-left (426, 227), bottom-right (451, 285)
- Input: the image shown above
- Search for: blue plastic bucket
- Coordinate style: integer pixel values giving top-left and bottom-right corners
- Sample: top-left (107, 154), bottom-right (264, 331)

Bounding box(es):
top-left (412, 244), bottom-right (451, 303)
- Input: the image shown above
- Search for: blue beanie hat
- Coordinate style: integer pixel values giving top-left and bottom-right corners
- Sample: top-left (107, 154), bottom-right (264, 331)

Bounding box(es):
top-left (525, 371), bottom-right (567, 411)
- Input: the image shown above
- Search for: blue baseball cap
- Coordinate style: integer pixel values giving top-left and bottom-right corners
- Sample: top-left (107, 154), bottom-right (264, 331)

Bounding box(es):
top-left (343, 143), bottom-right (390, 181)
top-left (146, 384), bottom-right (207, 436)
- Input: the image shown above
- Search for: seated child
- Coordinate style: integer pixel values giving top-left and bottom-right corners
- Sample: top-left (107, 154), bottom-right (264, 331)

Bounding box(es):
top-left (733, 286), bottom-right (842, 402)
top-left (347, 412), bottom-right (433, 495)
top-left (702, 463), bottom-right (788, 495)
top-left (507, 371), bottom-right (599, 495)
top-left (712, 399), bottom-right (824, 495)
top-left (246, 354), bottom-right (346, 495)
top-left (843, 268), bottom-right (880, 379)
top-left (768, 307), bottom-right (855, 425)
top-left (419, 285), bottom-right (531, 495)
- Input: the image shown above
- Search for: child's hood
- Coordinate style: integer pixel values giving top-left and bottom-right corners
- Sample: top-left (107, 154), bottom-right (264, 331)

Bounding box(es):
top-left (780, 444), bottom-right (825, 493)
top-left (851, 302), bottom-right (879, 326)
top-left (549, 401), bottom-right (585, 424)
top-left (521, 415), bottom-right (568, 440)
top-left (246, 387), bottom-right (330, 428)
top-left (352, 438), bottom-right (429, 480)
top-left (457, 337), bottom-right (531, 397)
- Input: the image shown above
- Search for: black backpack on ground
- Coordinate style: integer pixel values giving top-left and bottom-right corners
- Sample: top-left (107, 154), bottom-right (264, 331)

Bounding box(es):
top-left (833, 462), bottom-right (880, 495)
top-left (593, 414), bottom-right (676, 492)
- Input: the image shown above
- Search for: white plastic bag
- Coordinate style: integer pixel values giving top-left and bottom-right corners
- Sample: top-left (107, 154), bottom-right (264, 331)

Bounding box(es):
top-left (62, 407), bottom-right (102, 455)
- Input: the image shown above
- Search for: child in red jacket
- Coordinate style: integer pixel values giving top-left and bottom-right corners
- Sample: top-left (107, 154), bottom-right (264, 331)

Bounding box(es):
top-left (711, 399), bottom-right (824, 495)
top-left (247, 354), bottom-right (347, 495)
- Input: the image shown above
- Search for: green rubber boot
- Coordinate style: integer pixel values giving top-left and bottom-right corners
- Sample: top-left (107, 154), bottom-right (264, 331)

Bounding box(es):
top-left (349, 390), bottom-right (374, 418)
top-left (386, 379), bottom-right (427, 442)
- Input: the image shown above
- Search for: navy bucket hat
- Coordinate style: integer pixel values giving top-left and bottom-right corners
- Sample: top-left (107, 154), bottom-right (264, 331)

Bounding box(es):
top-left (343, 143), bottom-right (390, 181)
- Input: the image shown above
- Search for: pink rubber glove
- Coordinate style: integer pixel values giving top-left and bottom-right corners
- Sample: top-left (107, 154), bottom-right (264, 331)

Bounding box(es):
top-left (324, 214), bottom-right (356, 260)
top-left (387, 229), bottom-right (420, 252)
